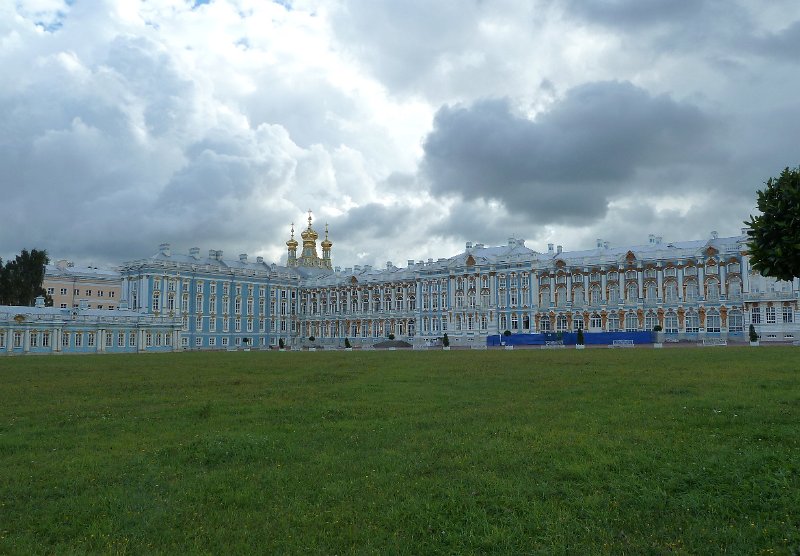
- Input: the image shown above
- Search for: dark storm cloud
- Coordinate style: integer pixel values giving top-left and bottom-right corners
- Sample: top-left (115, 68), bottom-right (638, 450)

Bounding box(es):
top-left (421, 81), bottom-right (719, 225)
top-left (566, 0), bottom-right (703, 28)
top-left (750, 21), bottom-right (800, 62)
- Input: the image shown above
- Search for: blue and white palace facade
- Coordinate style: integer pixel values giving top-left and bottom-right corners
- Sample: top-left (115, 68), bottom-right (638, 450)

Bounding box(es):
top-left (114, 214), bottom-right (799, 349)
top-left (1, 297), bottom-right (182, 356)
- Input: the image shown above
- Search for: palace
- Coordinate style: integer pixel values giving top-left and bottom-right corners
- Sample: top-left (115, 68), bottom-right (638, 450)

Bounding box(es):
top-left (112, 213), bottom-right (799, 350)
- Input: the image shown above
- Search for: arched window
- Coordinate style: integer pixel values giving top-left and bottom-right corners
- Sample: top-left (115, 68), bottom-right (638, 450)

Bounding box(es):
top-left (664, 311), bottom-right (678, 333)
top-left (590, 286), bottom-right (602, 305)
top-left (644, 311), bottom-right (658, 330)
top-left (540, 315), bottom-right (550, 332)
top-left (573, 286), bottom-right (585, 305)
top-left (590, 313), bottom-right (602, 329)
top-left (706, 279), bottom-right (720, 301)
top-left (608, 284), bottom-right (620, 304)
top-left (627, 283), bottom-right (638, 302)
top-left (522, 315), bottom-right (530, 329)
top-left (556, 314), bottom-right (568, 332)
top-left (685, 281), bottom-right (698, 301)
top-left (706, 309), bottom-right (721, 332)
top-left (540, 287), bottom-right (551, 306)
top-left (728, 310), bottom-right (743, 332)
top-left (664, 281), bottom-right (678, 301)
top-left (685, 311), bottom-right (699, 333)
top-left (625, 313), bottom-right (638, 331)
top-left (645, 282), bottom-right (657, 301)
top-left (728, 279), bottom-right (742, 299)
top-left (556, 287), bottom-right (567, 307)
top-left (607, 313), bottom-right (620, 332)
top-left (573, 315), bottom-right (584, 331)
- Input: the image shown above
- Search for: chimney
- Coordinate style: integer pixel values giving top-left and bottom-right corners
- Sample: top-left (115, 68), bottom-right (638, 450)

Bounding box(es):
top-left (386, 261), bottom-right (393, 268)
top-left (189, 247), bottom-right (200, 258)
top-left (466, 241), bottom-right (473, 249)
top-left (239, 254), bottom-right (248, 263)
top-left (407, 259), bottom-right (415, 267)
top-left (603, 241), bottom-right (610, 249)
top-left (711, 230), bottom-right (718, 239)
top-left (649, 234), bottom-right (655, 244)
top-left (428, 258), bottom-right (433, 264)
top-left (656, 236), bottom-right (663, 245)
top-left (216, 250), bottom-right (224, 261)
top-left (208, 249), bottom-right (216, 259)
top-left (159, 243), bottom-right (171, 256)
top-left (256, 256), bottom-right (264, 264)
top-left (548, 243), bottom-right (554, 254)
top-left (596, 238), bottom-right (603, 249)
top-left (508, 238), bottom-right (516, 247)
top-left (557, 245), bottom-right (562, 254)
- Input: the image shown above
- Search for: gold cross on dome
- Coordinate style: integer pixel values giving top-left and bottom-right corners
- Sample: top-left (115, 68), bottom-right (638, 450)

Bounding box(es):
top-left (307, 209), bottom-right (313, 228)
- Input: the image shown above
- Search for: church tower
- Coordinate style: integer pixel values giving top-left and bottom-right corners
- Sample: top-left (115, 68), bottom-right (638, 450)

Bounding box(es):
top-left (286, 223), bottom-right (298, 267)
top-left (287, 210), bottom-right (332, 270)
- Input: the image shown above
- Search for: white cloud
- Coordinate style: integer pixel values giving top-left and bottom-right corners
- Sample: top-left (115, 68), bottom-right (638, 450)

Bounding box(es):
top-left (1, 0), bottom-right (798, 270)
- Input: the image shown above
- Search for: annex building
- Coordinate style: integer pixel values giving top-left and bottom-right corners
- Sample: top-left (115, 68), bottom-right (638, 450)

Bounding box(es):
top-left (116, 213), bottom-right (800, 349)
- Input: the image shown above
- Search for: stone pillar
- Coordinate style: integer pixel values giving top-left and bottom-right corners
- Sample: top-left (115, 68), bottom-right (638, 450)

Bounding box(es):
top-left (531, 271), bottom-right (539, 309)
top-left (24, 328), bottom-right (31, 353)
top-left (741, 255), bottom-right (750, 293)
top-left (637, 266), bottom-right (644, 299)
top-left (677, 264), bottom-right (685, 300)
top-left (601, 269), bottom-right (607, 302)
top-left (657, 268), bottom-right (664, 298)
top-left (54, 327), bottom-right (62, 352)
top-left (98, 329), bottom-right (105, 353)
top-left (698, 263), bottom-right (705, 298)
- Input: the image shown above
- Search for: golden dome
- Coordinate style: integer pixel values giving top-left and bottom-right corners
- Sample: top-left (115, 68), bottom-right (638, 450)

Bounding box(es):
top-left (286, 224), bottom-right (298, 248)
top-left (300, 210), bottom-right (318, 241)
top-left (321, 223), bottom-right (332, 248)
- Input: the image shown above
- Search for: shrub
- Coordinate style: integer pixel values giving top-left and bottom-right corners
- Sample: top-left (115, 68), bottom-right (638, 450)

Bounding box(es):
top-left (388, 333), bottom-right (395, 340)
top-left (576, 328), bottom-right (584, 345)
top-left (653, 324), bottom-right (663, 332)
top-left (749, 324), bottom-right (759, 343)
top-left (442, 333), bottom-right (450, 347)
top-left (503, 330), bottom-right (512, 337)
top-left (309, 335), bottom-right (315, 342)
top-left (278, 338), bottom-right (285, 349)
top-left (344, 337), bottom-right (351, 349)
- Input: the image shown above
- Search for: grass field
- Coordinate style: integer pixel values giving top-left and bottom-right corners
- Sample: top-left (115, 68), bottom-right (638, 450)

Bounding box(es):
top-left (1, 348), bottom-right (799, 554)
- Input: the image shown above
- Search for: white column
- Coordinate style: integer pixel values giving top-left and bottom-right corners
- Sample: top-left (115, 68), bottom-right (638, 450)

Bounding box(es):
top-left (98, 328), bottom-right (105, 352)
top-left (637, 266), bottom-right (644, 299)
top-left (677, 264), bottom-right (685, 300)
top-left (532, 271), bottom-right (539, 308)
top-left (720, 263), bottom-right (727, 296)
top-left (741, 256), bottom-right (751, 293)
top-left (549, 275), bottom-right (555, 305)
top-left (24, 329), bottom-right (31, 352)
top-left (657, 268), bottom-right (664, 298)
top-left (54, 327), bottom-right (62, 352)
top-left (601, 270), bottom-right (607, 302)
top-left (698, 262), bottom-right (705, 298)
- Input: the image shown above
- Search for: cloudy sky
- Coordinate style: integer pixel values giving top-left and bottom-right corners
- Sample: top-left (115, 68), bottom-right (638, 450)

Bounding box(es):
top-left (2, 0), bottom-right (799, 268)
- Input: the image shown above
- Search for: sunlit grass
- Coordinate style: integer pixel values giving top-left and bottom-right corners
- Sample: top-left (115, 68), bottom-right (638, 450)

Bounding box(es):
top-left (1, 348), bottom-right (799, 553)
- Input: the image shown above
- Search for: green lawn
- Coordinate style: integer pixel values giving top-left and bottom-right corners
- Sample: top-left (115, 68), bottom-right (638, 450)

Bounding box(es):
top-left (1, 348), bottom-right (799, 554)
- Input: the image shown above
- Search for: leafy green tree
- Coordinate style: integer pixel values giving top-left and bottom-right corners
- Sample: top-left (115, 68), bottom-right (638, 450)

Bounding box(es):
top-left (0, 249), bottom-right (50, 306)
top-left (745, 166), bottom-right (800, 281)
top-left (576, 328), bottom-right (584, 345)
top-left (442, 333), bottom-right (449, 347)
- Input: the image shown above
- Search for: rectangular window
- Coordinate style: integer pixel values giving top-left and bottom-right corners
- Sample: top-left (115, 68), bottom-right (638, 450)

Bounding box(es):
top-left (30, 333), bottom-right (38, 348)
top-left (196, 337), bottom-right (202, 346)
top-left (751, 307), bottom-right (761, 324)
top-left (221, 337), bottom-right (229, 346)
top-left (209, 317), bottom-right (216, 332)
top-left (98, 290), bottom-right (104, 297)
top-left (235, 317), bottom-right (241, 332)
top-left (118, 333), bottom-right (125, 347)
top-left (196, 316), bottom-right (203, 330)
top-left (0, 332), bottom-right (5, 348)
top-left (145, 333), bottom-right (152, 347)
top-left (60, 288), bottom-right (68, 295)
top-left (783, 306), bottom-right (793, 323)
top-left (47, 287), bottom-right (54, 295)
top-left (75, 333), bottom-right (83, 347)
top-left (14, 332), bottom-right (23, 347)
top-left (87, 333), bottom-right (95, 347)
top-left (209, 337), bottom-right (216, 347)
top-left (86, 289), bottom-right (92, 296)
top-left (105, 332), bottom-right (113, 347)
top-left (129, 332), bottom-right (136, 347)
top-left (766, 306), bottom-right (776, 324)
top-left (62, 332), bottom-right (69, 347)
top-left (109, 291), bottom-right (115, 298)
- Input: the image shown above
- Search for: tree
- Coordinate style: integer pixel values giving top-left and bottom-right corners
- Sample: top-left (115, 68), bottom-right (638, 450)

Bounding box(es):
top-left (442, 333), bottom-right (449, 347)
top-left (745, 166), bottom-right (800, 281)
top-left (344, 337), bottom-right (351, 349)
top-left (749, 324), bottom-right (759, 343)
top-left (576, 328), bottom-right (584, 345)
top-left (0, 248), bottom-right (50, 306)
